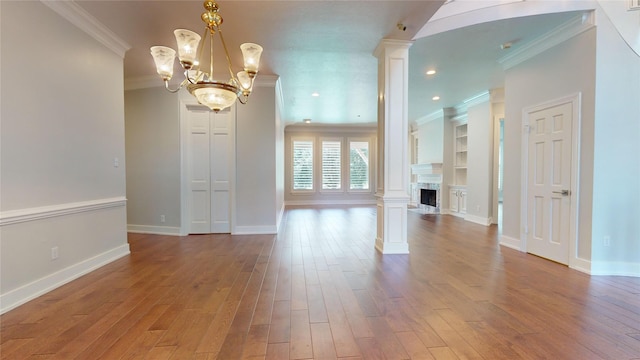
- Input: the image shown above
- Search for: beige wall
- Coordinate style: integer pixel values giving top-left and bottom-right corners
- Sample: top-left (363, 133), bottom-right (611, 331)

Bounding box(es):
top-left (124, 81), bottom-right (282, 235)
top-left (0, 1), bottom-right (129, 312)
top-left (466, 100), bottom-right (493, 222)
top-left (236, 83), bottom-right (280, 232)
top-left (124, 87), bottom-right (181, 231)
top-left (503, 27), bottom-right (597, 261)
top-left (590, 7), bottom-right (640, 273)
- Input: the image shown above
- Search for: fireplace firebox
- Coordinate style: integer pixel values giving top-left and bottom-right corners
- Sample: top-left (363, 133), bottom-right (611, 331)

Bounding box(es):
top-left (420, 189), bottom-right (437, 207)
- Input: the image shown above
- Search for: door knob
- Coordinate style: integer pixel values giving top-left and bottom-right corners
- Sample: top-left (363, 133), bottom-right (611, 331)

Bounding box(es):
top-left (552, 189), bottom-right (570, 196)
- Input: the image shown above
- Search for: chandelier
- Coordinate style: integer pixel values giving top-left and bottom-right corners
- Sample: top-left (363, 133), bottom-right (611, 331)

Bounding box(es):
top-left (150, 1), bottom-right (263, 112)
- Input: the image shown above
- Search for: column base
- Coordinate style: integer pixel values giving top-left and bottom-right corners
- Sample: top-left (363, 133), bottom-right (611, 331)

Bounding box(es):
top-left (375, 196), bottom-right (410, 254)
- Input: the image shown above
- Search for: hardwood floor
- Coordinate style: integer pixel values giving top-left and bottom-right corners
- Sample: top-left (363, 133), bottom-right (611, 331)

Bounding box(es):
top-left (2, 206), bottom-right (640, 359)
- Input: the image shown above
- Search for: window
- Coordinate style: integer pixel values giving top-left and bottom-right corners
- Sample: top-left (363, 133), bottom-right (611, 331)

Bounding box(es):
top-left (292, 139), bottom-right (313, 191)
top-left (321, 140), bottom-right (341, 190)
top-left (349, 140), bottom-right (369, 190)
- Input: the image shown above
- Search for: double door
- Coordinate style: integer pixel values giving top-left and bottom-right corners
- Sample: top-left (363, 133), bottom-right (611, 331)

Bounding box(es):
top-left (449, 186), bottom-right (467, 216)
top-left (186, 105), bottom-right (235, 234)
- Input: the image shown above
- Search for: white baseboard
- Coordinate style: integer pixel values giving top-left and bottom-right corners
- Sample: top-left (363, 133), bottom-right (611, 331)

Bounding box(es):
top-left (285, 199), bottom-right (377, 206)
top-left (127, 224), bottom-right (181, 236)
top-left (570, 257), bottom-right (592, 275)
top-left (232, 225), bottom-right (277, 235)
top-left (375, 239), bottom-right (410, 254)
top-left (590, 261), bottom-right (640, 277)
top-left (499, 234), bottom-right (523, 251)
top-left (0, 244), bottom-right (130, 314)
top-left (464, 214), bottom-right (492, 226)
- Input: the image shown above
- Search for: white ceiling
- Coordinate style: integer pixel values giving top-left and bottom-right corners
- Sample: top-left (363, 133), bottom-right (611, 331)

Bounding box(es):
top-left (75, 0), bottom-right (585, 126)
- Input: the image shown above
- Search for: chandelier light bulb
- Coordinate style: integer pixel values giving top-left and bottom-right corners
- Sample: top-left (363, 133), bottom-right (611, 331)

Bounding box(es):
top-left (173, 29), bottom-right (201, 69)
top-left (240, 43), bottom-right (263, 75)
top-left (150, 46), bottom-right (176, 80)
top-left (237, 71), bottom-right (253, 95)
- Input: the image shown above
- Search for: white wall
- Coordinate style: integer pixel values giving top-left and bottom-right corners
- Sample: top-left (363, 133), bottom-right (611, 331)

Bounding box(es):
top-left (590, 7), bottom-right (640, 275)
top-left (125, 87), bottom-right (181, 233)
top-left (466, 100), bottom-right (493, 224)
top-left (0, 1), bottom-right (129, 312)
top-left (503, 27), bottom-right (597, 261)
top-left (415, 119), bottom-right (444, 163)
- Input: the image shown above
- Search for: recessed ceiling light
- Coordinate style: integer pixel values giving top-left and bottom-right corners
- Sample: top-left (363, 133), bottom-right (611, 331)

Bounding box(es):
top-left (303, 118), bottom-right (312, 123)
top-left (311, 92), bottom-right (320, 97)
top-left (432, 96), bottom-right (440, 101)
top-left (426, 69), bottom-right (436, 75)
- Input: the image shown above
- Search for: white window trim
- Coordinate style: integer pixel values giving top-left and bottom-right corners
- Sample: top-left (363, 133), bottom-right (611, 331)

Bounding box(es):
top-left (319, 137), bottom-right (344, 193)
top-left (291, 136), bottom-right (315, 194)
top-left (347, 137), bottom-right (373, 194)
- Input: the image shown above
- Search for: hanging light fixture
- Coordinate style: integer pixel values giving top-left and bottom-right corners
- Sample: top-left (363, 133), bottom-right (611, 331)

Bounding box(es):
top-left (150, 1), bottom-right (263, 112)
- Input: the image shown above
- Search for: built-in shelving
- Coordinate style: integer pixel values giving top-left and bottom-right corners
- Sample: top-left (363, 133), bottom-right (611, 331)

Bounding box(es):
top-left (454, 122), bottom-right (467, 185)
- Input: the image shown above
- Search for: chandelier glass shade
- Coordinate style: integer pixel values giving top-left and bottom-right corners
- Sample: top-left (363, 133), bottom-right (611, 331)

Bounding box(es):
top-left (150, 1), bottom-right (263, 112)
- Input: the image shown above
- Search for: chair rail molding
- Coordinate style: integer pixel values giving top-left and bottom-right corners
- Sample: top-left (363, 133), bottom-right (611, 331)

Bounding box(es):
top-left (0, 197), bottom-right (127, 226)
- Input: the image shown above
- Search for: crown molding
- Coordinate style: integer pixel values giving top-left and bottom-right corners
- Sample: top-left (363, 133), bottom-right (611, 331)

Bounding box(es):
top-left (254, 74), bottom-right (280, 87)
top-left (285, 123), bottom-right (377, 133)
top-left (41, 0), bottom-right (130, 58)
top-left (498, 12), bottom-right (595, 70)
top-left (415, 109), bottom-right (445, 127)
top-left (450, 91), bottom-right (490, 116)
top-left (463, 91), bottom-right (491, 107)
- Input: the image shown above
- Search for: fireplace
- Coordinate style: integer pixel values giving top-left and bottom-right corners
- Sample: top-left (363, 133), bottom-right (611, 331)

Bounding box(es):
top-left (412, 182), bottom-right (441, 214)
top-left (420, 189), bottom-right (437, 207)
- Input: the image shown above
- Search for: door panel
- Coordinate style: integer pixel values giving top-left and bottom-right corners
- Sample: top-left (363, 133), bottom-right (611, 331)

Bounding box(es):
top-left (210, 112), bottom-right (232, 233)
top-left (188, 111), bottom-right (211, 234)
top-left (526, 102), bottom-right (572, 264)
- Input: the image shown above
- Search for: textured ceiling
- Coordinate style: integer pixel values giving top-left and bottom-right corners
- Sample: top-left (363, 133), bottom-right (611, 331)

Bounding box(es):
top-left (76, 0), bottom-right (585, 126)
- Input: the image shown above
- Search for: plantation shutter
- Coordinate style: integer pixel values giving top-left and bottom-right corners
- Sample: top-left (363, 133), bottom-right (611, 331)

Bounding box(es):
top-left (349, 141), bottom-right (369, 190)
top-left (322, 140), bottom-right (341, 190)
top-left (293, 140), bottom-right (313, 190)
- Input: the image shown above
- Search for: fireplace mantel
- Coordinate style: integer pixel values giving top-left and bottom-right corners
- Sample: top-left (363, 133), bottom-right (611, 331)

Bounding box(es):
top-left (411, 163), bottom-right (443, 175)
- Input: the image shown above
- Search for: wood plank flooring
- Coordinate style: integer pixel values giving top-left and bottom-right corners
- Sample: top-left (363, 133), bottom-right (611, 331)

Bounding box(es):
top-left (2, 206), bottom-right (640, 359)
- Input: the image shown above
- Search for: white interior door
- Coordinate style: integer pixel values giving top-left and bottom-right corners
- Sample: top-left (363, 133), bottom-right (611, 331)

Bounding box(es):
top-left (526, 101), bottom-right (573, 264)
top-left (186, 106), bottom-right (234, 234)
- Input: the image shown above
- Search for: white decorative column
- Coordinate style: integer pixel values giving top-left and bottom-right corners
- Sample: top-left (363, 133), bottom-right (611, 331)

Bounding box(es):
top-left (373, 39), bottom-right (413, 254)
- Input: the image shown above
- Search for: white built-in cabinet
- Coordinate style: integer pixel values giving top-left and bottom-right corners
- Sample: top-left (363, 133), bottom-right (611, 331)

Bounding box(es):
top-left (449, 186), bottom-right (467, 216)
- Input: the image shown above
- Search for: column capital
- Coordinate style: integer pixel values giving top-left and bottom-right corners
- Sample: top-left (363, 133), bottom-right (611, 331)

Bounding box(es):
top-left (373, 39), bottom-right (414, 59)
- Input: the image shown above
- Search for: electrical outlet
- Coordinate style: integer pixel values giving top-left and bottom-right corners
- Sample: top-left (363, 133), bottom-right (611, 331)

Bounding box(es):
top-left (160, 215), bottom-right (166, 223)
top-left (476, 205), bottom-right (480, 212)
top-left (113, 157), bottom-right (119, 168)
top-left (604, 236), bottom-right (611, 247)
top-left (51, 246), bottom-right (59, 260)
